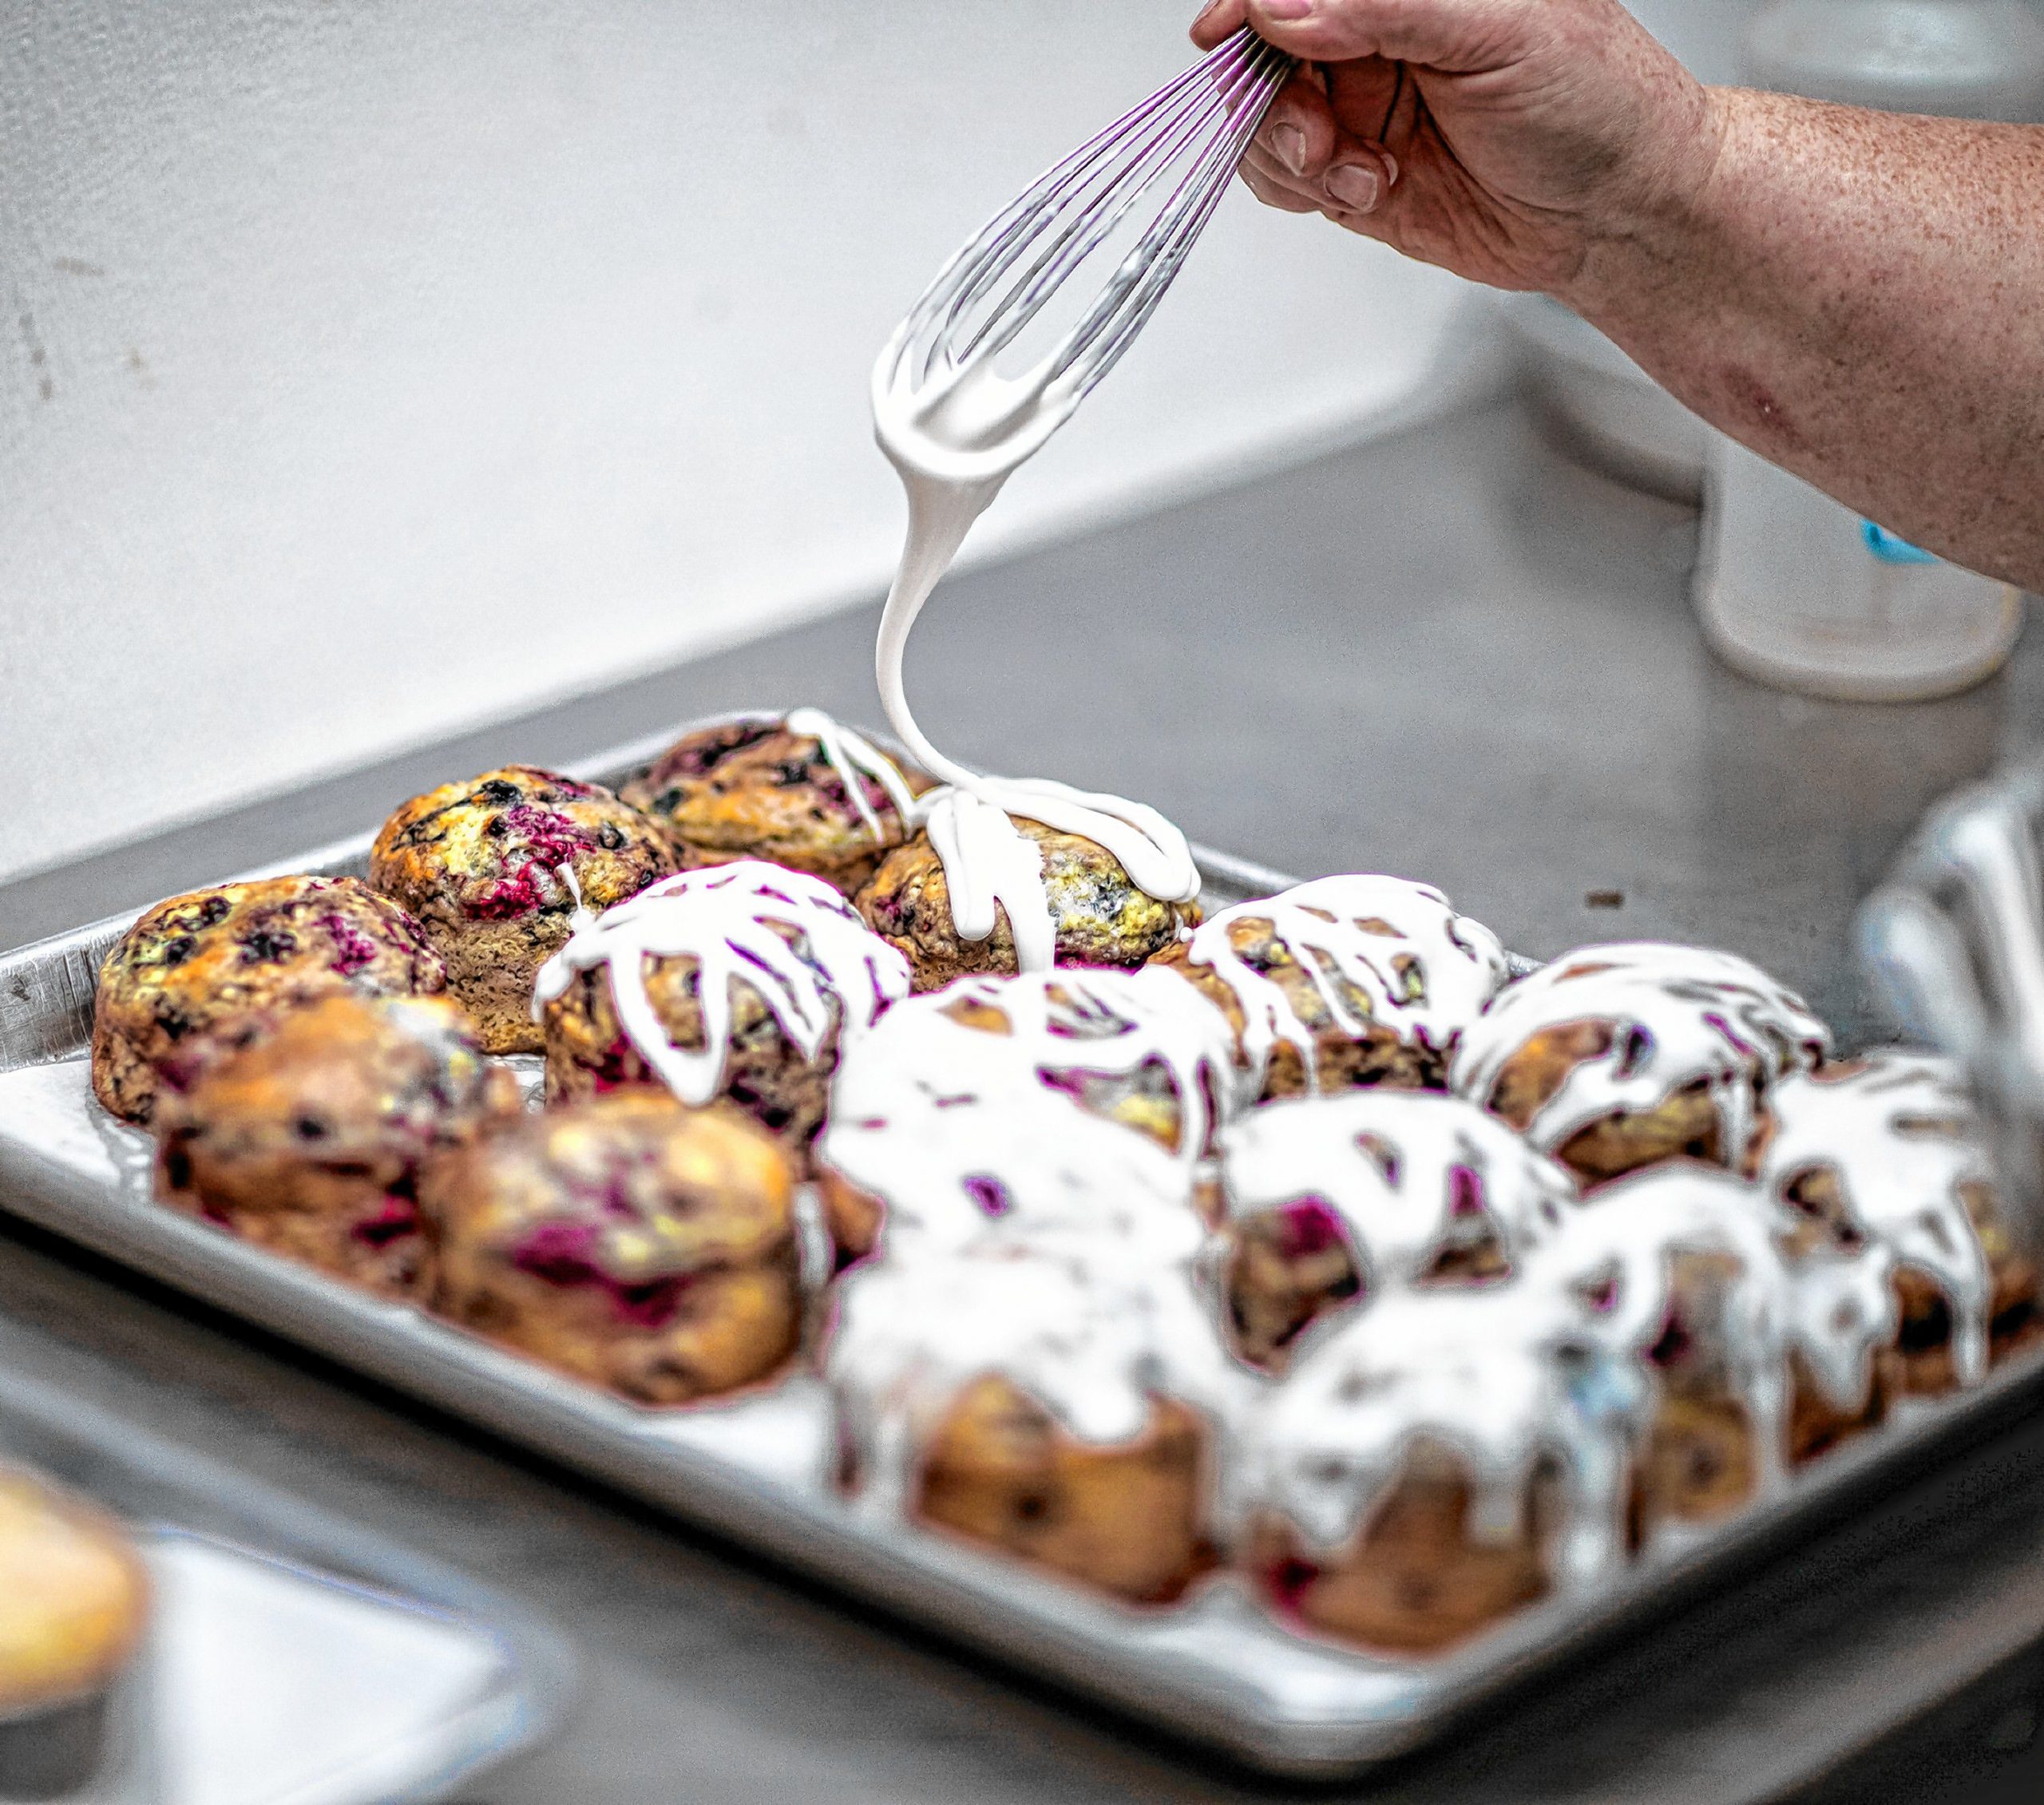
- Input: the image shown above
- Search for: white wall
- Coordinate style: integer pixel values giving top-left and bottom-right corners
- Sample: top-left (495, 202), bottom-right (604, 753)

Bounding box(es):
top-left (0, 2), bottom-right (1753, 889)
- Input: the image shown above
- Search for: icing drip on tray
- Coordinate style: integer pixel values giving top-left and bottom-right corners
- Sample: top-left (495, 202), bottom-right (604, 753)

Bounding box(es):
top-left (1186, 876), bottom-right (1510, 1091)
top-left (1755, 1051), bottom-right (1998, 1385)
top-left (532, 861), bottom-right (912, 1106)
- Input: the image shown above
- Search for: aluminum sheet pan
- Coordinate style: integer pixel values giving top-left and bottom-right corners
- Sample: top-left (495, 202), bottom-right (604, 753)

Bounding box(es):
top-left (2, 713), bottom-right (2038, 1779)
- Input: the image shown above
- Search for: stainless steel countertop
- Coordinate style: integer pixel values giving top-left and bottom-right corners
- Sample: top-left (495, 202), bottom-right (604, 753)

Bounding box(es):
top-left (5, 395), bottom-right (2044, 1802)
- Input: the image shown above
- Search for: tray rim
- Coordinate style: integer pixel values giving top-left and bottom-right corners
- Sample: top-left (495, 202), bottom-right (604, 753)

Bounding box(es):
top-left (0, 707), bottom-right (2025, 1779)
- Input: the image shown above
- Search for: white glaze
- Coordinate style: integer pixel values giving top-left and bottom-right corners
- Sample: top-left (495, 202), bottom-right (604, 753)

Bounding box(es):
top-left (869, 320), bottom-right (1200, 972)
top-left (1251, 1284), bottom-right (1647, 1583)
top-left (531, 861), bottom-right (913, 1107)
top-left (1523, 1166), bottom-right (1898, 1481)
top-left (1185, 876), bottom-right (1510, 1092)
top-left (781, 706), bottom-right (921, 845)
top-left (821, 968), bottom-right (1240, 1264)
top-left (1450, 943), bottom-right (1830, 1166)
top-left (1218, 1091), bottom-right (1579, 1292)
top-left (826, 1238), bottom-right (1256, 1523)
top-left (1755, 1051), bottom-right (1998, 1386)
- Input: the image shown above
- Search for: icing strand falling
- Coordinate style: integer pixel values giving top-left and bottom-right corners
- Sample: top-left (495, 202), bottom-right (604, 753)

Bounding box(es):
top-left (782, 707), bottom-right (920, 845)
top-left (1250, 1284), bottom-right (1648, 1584)
top-left (1186, 876), bottom-right (1510, 1090)
top-left (1218, 1091), bottom-right (1579, 1289)
top-left (1452, 943), bottom-right (1832, 1164)
top-left (532, 861), bottom-right (913, 1107)
top-left (1756, 1052), bottom-right (1998, 1385)
top-left (826, 1240), bottom-right (1257, 1525)
top-left (871, 322), bottom-right (1202, 975)
top-left (1523, 1165), bottom-right (1899, 1485)
top-left (821, 968), bottom-right (1242, 1265)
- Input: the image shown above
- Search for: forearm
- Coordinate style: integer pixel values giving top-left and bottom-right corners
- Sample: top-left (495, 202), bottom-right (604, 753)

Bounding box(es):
top-left (1568, 89), bottom-right (2044, 591)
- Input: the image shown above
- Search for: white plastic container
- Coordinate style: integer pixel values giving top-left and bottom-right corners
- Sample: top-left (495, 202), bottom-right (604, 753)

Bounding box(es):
top-left (1696, 438), bottom-right (2022, 700)
top-left (1693, 0), bottom-right (2044, 701)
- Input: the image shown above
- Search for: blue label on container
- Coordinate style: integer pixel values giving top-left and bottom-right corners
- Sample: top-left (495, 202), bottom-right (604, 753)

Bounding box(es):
top-left (1861, 520), bottom-right (1939, 564)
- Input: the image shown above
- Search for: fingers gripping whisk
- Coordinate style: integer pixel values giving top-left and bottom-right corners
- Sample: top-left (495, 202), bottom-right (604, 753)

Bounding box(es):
top-left (875, 28), bottom-right (1294, 465)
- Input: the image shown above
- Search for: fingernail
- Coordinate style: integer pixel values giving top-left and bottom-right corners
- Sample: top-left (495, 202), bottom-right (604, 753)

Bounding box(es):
top-left (1325, 162), bottom-right (1381, 214)
top-left (1192, 0), bottom-right (1226, 27)
top-left (1270, 124), bottom-right (1306, 175)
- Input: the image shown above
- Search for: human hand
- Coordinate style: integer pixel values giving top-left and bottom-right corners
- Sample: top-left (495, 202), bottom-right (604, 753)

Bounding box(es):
top-left (1190, 0), bottom-right (1723, 303)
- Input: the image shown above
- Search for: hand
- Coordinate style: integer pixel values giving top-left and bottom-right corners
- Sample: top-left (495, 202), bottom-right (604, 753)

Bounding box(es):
top-left (1190, 0), bottom-right (1724, 303)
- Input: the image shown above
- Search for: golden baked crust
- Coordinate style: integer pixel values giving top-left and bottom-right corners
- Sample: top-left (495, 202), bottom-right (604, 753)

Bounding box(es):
top-left (1151, 924), bottom-right (1442, 1099)
top-left (153, 994), bottom-right (521, 1299)
top-left (620, 718), bottom-right (933, 895)
top-left (540, 920), bottom-right (840, 1162)
top-left (90, 875), bottom-right (446, 1125)
top-left (370, 766), bottom-right (675, 1054)
top-left (0, 1469), bottom-right (149, 1716)
top-left (909, 1376), bottom-right (1214, 1604)
top-left (425, 1092), bottom-right (800, 1404)
top-left (854, 822), bottom-right (1200, 992)
top-left (1250, 1446), bottom-right (1553, 1656)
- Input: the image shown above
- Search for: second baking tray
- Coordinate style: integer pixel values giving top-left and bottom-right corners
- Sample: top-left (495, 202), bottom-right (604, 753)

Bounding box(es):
top-left (2, 714), bottom-right (2040, 1779)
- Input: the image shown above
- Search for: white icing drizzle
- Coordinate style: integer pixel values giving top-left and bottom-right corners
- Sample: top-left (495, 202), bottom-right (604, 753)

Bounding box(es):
top-left (1250, 1284), bottom-right (1648, 1583)
top-left (1218, 1091), bottom-right (1579, 1289)
top-left (821, 968), bottom-right (1241, 1265)
top-left (1450, 943), bottom-right (1831, 1165)
top-left (1186, 876), bottom-right (1510, 1091)
top-left (826, 1239), bottom-right (1256, 1524)
top-left (1755, 1051), bottom-right (1998, 1386)
top-left (1523, 1166), bottom-right (1898, 1478)
top-left (531, 861), bottom-right (913, 1107)
top-left (781, 706), bottom-right (920, 845)
top-left (870, 323), bottom-right (1201, 972)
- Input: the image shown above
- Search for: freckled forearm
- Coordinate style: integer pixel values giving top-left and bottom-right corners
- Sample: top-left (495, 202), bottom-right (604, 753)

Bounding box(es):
top-left (1564, 89), bottom-right (2044, 591)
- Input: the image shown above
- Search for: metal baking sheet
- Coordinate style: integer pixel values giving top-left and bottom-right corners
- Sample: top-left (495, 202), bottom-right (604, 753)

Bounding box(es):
top-left (0, 1359), bottom-right (575, 1804)
top-left (2, 712), bottom-right (2038, 1779)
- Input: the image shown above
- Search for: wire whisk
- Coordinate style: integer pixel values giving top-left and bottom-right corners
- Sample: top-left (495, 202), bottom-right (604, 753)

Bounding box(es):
top-left (877, 27), bottom-right (1295, 449)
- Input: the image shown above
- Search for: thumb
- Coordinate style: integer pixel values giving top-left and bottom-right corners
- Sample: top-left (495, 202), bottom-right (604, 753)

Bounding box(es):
top-left (1243, 0), bottom-right (1506, 67)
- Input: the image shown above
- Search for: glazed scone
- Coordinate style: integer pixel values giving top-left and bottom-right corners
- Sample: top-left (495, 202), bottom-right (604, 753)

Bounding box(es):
top-left (1524, 1166), bottom-right (1895, 1534)
top-left (426, 1092), bottom-right (801, 1404)
top-left (370, 766), bottom-right (676, 1053)
top-left (1451, 944), bottom-right (1830, 1187)
top-left (91, 874), bottom-right (447, 1125)
top-left (1752, 1052), bottom-right (2042, 1399)
top-left (826, 1243), bottom-right (1252, 1602)
top-left (1154, 876), bottom-right (1510, 1099)
top-left (153, 994), bottom-right (521, 1299)
top-left (1246, 1287), bottom-right (1644, 1655)
top-left (814, 969), bottom-right (1236, 1268)
top-left (855, 821), bottom-right (1200, 992)
top-left (535, 861), bottom-right (910, 1166)
top-left (620, 710), bottom-right (932, 896)
top-left (1212, 1091), bottom-right (1579, 1370)
top-left (0, 1468), bottom-right (149, 1720)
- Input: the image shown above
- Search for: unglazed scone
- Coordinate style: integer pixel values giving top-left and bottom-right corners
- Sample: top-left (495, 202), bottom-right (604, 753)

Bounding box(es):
top-left (425, 1091), bottom-right (801, 1404)
top-left (536, 861), bottom-right (909, 1166)
top-left (91, 875), bottom-right (446, 1125)
top-left (1451, 944), bottom-right (1829, 1186)
top-left (1246, 1287), bottom-right (1643, 1655)
top-left (370, 766), bottom-right (675, 1053)
top-left (153, 993), bottom-right (521, 1298)
top-left (1752, 1051), bottom-right (2042, 1399)
top-left (1211, 1091), bottom-right (1579, 1369)
top-left (855, 821), bottom-right (1200, 992)
top-left (826, 1243), bottom-right (1251, 1602)
top-left (620, 711), bottom-right (932, 896)
top-left (814, 968), bottom-right (1235, 1268)
top-left (1153, 876), bottom-right (1510, 1099)
top-left (0, 1468), bottom-right (149, 1720)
